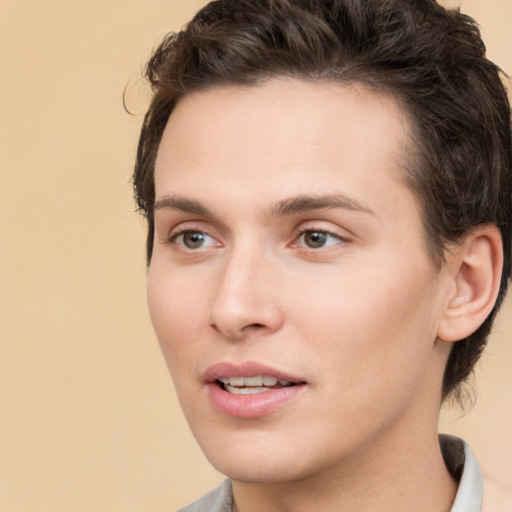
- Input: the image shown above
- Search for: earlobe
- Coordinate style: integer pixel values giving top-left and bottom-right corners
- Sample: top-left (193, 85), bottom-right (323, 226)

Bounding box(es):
top-left (437, 225), bottom-right (503, 343)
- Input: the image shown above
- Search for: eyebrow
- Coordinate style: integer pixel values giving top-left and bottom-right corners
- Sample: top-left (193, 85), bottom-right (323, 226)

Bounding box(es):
top-left (270, 194), bottom-right (375, 217)
top-left (154, 196), bottom-right (212, 216)
top-left (153, 193), bottom-right (375, 218)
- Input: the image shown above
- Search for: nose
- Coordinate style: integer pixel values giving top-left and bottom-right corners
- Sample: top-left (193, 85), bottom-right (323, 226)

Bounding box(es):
top-left (209, 248), bottom-right (284, 340)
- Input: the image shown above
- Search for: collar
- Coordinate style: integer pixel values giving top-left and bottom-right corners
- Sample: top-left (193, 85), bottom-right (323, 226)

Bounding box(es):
top-left (440, 434), bottom-right (483, 512)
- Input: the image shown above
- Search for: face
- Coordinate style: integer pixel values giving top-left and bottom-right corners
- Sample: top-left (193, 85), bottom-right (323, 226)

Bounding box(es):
top-left (148, 79), bottom-right (452, 483)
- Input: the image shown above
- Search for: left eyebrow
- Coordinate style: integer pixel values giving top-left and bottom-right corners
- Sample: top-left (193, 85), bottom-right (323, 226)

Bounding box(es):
top-left (270, 194), bottom-right (375, 217)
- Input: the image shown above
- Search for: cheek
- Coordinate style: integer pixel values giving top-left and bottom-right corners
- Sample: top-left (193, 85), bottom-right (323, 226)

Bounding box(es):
top-left (289, 259), bottom-right (440, 381)
top-left (146, 263), bottom-right (207, 377)
top-left (289, 267), bottom-right (442, 440)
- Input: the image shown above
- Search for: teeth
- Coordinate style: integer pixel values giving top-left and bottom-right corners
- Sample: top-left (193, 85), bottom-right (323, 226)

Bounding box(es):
top-left (224, 385), bottom-right (270, 395)
top-left (217, 376), bottom-right (292, 388)
top-left (244, 376), bottom-right (263, 386)
top-left (221, 376), bottom-right (296, 395)
top-left (263, 376), bottom-right (278, 386)
top-left (228, 377), bottom-right (244, 386)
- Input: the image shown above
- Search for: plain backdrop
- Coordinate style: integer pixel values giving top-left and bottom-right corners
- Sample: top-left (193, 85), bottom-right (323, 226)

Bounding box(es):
top-left (1, 1), bottom-right (511, 510)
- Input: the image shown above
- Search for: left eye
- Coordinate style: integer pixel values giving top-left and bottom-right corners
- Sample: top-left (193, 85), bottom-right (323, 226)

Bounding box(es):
top-left (173, 230), bottom-right (217, 249)
top-left (297, 230), bottom-right (342, 249)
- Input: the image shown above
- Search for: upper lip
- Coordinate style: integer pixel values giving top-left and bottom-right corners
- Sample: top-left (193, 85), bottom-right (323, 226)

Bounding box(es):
top-left (204, 361), bottom-right (304, 384)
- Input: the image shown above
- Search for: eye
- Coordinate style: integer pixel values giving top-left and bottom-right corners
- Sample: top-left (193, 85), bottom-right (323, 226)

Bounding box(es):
top-left (297, 230), bottom-right (343, 249)
top-left (172, 230), bottom-right (218, 249)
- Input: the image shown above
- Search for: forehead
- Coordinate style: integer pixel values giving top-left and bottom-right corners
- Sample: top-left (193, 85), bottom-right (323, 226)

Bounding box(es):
top-left (154, 79), bottom-right (415, 221)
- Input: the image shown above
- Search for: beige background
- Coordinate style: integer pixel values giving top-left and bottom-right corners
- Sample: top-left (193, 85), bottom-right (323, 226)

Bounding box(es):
top-left (1, 1), bottom-right (510, 510)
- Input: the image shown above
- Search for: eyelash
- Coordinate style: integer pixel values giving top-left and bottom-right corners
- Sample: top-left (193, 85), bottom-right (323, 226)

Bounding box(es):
top-left (168, 226), bottom-right (349, 252)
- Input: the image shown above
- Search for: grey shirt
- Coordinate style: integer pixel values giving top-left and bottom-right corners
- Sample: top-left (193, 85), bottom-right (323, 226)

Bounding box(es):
top-left (178, 435), bottom-right (482, 512)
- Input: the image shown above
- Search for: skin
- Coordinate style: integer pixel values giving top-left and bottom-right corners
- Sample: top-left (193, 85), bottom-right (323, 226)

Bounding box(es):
top-left (147, 79), bottom-right (485, 511)
top-left (483, 474), bottom-right (512, 511)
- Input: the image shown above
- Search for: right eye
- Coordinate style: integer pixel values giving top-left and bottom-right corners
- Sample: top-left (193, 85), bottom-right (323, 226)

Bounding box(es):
top-left (172, 230), bottom-right (217, 250)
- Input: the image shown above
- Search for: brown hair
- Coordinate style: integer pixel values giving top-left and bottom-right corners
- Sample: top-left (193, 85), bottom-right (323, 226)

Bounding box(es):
top-left (133, 0), bottom-right (512, 401)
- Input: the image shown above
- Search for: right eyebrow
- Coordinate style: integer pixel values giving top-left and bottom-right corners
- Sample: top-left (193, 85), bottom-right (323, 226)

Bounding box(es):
top-left (154, 195), bottom-right (212, 216)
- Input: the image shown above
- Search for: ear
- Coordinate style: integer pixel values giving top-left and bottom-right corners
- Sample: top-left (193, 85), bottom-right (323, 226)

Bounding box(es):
top-left (437, 225), bottom-right (503, 343)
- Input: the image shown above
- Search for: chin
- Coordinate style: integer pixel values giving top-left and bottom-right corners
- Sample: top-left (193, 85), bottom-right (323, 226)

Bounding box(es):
top-left (210, 457), bottom-right (311, 484)
top-left (194, 429), bottom-right (325, 484)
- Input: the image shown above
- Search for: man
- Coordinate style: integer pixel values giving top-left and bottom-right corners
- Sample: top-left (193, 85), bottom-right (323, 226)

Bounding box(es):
top-left (133, 0), bottom-right (511, 510)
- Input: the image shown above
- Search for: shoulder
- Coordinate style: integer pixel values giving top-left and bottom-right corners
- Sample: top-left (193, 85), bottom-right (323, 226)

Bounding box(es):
top-left (177, 480), bottom-right (233, 512)
top-left (482, 473), bottom-right (512, 512)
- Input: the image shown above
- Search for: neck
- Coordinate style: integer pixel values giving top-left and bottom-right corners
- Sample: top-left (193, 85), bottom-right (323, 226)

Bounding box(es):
top-left (232, 424), bottom-right (457, 512)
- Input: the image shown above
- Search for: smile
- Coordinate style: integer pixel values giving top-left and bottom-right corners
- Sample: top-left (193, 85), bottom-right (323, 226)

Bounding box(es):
top-left (217, 376), bottom-right (295, 395)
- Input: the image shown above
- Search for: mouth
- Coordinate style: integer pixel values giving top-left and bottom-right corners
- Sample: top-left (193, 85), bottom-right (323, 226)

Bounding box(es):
top-left (204, 362), bottom-right (306, 418)
top-left (216, 375), bottom-right (297, 395)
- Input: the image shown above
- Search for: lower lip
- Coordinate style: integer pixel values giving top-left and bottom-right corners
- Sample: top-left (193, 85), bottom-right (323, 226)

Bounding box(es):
top-left (207, 383), bottom-right (305, 418)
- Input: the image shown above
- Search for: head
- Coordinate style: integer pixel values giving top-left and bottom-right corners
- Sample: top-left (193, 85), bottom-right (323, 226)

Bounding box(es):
top-left (133, 0), bottom-right (511, 403)
top-left (134, 0), bottom-right (512, 485)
